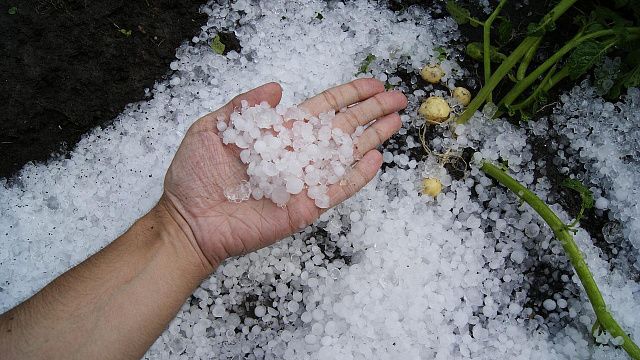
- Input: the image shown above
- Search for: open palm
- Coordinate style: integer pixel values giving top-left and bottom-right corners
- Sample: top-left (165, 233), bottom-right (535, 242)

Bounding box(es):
top-left (161, 79), bottom-right (407, 268)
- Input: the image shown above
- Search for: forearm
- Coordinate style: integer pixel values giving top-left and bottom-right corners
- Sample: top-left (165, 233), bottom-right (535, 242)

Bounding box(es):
top-left (0, 198), bottom-right (213, 360)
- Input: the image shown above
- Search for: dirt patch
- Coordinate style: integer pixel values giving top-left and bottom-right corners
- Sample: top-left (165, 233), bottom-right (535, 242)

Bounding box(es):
top-left (0, 0), bottom-right (207, 179)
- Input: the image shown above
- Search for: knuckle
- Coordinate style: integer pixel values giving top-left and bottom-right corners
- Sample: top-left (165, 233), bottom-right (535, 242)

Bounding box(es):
top-left (355, 167), bottom-right (369, 184)
top-left (373, 125), bottom-right (386, 144)
top-left (348, 82), bottom-right (365, 101)
top-left (372, 94), bottom-right (388, 114)
top-left (353, 143), bottom-right (365, 159)
top-left (344, 110), bottom-right (361, 129)
top-left (322, 90), bottom-right (340, 110)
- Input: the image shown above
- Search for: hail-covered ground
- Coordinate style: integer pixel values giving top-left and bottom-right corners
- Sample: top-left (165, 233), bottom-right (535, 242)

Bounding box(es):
top-left (1, 1), bottom-right (639, 359)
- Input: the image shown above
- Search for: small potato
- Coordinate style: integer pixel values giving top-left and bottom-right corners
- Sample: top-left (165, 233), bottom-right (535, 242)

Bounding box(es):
top-left (420, 64), bottom-right (445, 84)
top-left (453, 87), bottom-right (472, 106)
top-left (419, 96), bottom-right (451, 123)
top-left (421, 178), bottom-right (443, 197)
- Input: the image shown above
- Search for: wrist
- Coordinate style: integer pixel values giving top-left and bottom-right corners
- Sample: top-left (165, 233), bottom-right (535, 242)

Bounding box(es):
top-left (150, 196), bottom-right (217, 279)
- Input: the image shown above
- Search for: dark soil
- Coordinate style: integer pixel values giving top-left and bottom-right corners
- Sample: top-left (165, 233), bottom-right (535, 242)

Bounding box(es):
top-left (0, 0), bottom-right (207, 179)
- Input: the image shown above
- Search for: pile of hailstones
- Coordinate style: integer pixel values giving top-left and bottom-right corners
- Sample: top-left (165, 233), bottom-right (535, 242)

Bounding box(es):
top-left (218, 100), bottom-right (356, 208)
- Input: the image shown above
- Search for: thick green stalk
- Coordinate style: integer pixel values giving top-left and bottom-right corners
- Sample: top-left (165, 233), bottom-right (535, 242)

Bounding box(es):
top-left (457, 37), bottom-right (538, 124)
top-left (507, 65), bottom-right (570, 116)
top-left (457, 0), bottom-right (578, 124)
top-left (500, 28), bottom-right (640, 108)
top-left (544, 65), bottom-right (570, 92)
top-left (481, 162), bottom-right (640, 359)
top-left (508, 64), bottom-right (559, 113)
top-left (517, 36), bottom-right (542, 80)
top-left (483, 0), bottom-right (509, 102)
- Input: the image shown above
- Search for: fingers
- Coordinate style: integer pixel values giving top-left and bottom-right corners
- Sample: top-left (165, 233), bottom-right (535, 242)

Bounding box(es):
top-left (226, 82), bottom-right (283, 111)
top-left (353, 113), bottom-right (402, 158)
top-left (326, 150), bottom-right (383, 208)
top-left (196, 82), bottom-right (283, 132)
top-left (299, 78), bottom-right (385, 115)
top-left (333, 90), bottom-right (407, 133)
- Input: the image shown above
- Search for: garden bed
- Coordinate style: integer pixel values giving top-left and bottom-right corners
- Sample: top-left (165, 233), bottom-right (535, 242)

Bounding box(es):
top-left (0, 0), bottom-right (205, 178)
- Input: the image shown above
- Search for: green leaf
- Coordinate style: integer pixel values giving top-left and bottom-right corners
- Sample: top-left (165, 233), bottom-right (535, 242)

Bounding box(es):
top-left (562, 179), bottom-right (595, 208)
top-left (589, 6), bottom-right (632, 29)
top-left (210, 34), bottom-right (225, 55)
top-left (466, 42), bottom-right (483, 61)
top-left (527, 19), bottom-right (556, 37)
top-left (616, 34), bottom-right (640, 52)
top-left (356, 54), bottom-right (376, 75)
top-left (613, 0), bottom-right (629, 7)
top-left (8, 6), bottom-right (17, 15)
top-left (496, 17), bottom-right (513, 45)
top-left (434, 46), bottom-right (447, 62)
top-left (621, 64), bottom-right (640, 88)
top-left (562, 178), bottom-right (594, 224)
top-left (315, 12), bottom-right (323, 20)
top-left (566, 40), bottom-right (611, 80)
top-left (583, 22), bottom-right (606, 34)
top-left (530, 92), bottom-right (549, 114)
top-left (446, 0), bottom-right (471, 25)
top-left (631, 0), bottom-right (640, 20)
top-left (466, 42), bottom-right (507, 63)
top-left (605, 50), bottom-right (640, 98)
top-left (118, 29), bottom-right (132, 37)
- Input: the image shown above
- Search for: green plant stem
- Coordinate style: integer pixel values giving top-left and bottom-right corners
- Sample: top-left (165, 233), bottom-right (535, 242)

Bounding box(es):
top-left (517, 36), bottom-right (542, 80)
top-left (457, 0), bottom-right (578, 124)
top-left (458, 37), bottom-right (538, 123)
top-left (483, 0), bottom-right (509, 103)
top-left (481, 162), bottom-right (640, 360)
top-left (515, 65), bottom-right (570, 113)
top-left (544, 65), bottom-right (570, 91)
top-left (470, 18), bottom-right (485, 27)
top-left (500, 28), bottom-right (640, 109)
top-left (496, 65), bottom-right (565, 118)
top-left (507, 64), bottom-right (559, 113)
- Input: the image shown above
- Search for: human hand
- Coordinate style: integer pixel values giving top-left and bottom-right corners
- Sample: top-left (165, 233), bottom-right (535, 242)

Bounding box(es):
top-left (159, 79), bottom-right (407, 272)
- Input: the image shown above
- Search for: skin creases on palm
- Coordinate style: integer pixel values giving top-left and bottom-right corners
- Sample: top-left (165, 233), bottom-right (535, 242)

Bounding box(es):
top-left (163, 79), bottom-right (407, 267)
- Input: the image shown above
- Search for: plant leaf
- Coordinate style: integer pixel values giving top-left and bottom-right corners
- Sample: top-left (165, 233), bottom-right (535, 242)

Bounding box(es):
top-left (621, 64), bottom-right (640, 88)
top-left (446, 0), bottom-right (471, 25)
top-left (356, 54), bottom-right (376, 75)
top-left (466, 42), bottom-right (507, 63)
top-left (562, 178), bottom-right (595, 214)
top-left (608, 49), bottom-right (640, 98)
top-left (434, 46), bottom-right (447, 62)
top-left (497, 18), bottom-right (513, 45)
top-left (613, 0), bottom-right (629, 7)
top-left (210, 34), bottom-right (225, 55)
top-left (630, 0), bottom-right (640, 20)
top-left (566, 40), bottom-right (611, 80)
top-left (466, 42), bottom-right (483, 61)
top-left (589, 6), bottom-right (632, 29)
top-left (527, 19), bottom-right (556, 36)
top-left (616, 34), bottom-right (640, 52)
